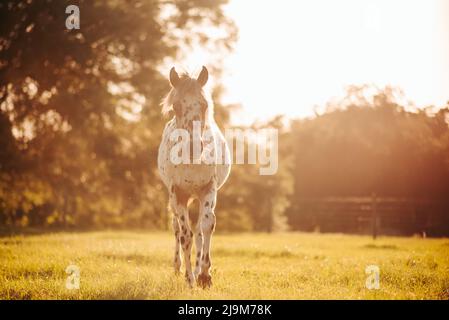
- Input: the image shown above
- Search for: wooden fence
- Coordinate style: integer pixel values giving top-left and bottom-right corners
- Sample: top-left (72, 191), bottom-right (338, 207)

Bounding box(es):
top-left (288, 195), bottom-right (449, 237)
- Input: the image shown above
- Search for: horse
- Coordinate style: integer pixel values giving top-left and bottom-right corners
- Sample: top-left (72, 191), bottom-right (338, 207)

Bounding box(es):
top-left (157, 66), bottom-right (231, 288)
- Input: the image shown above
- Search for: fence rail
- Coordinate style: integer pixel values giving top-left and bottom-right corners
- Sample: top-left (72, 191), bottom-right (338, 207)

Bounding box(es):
top-left (288, 195), bottom-right (449, 237)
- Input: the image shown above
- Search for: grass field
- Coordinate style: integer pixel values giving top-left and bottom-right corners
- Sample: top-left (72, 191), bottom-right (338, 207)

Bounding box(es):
top-left (0, 231), bottom-right (448, 299)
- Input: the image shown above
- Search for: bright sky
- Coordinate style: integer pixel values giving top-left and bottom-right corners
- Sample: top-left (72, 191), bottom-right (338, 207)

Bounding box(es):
top-left (218, 0), bottom-right (449, 125)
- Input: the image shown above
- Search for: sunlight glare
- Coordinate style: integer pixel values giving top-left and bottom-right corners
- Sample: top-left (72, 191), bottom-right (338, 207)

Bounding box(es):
top-left (221, 0), bottom-right (449, 125)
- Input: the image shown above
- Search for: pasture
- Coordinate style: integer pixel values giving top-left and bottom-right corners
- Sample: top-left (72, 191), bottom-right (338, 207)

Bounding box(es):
top-left (0, 231), bottom-right (448, 299)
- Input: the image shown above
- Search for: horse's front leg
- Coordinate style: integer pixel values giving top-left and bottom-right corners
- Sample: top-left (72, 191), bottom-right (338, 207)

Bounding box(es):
top-left (169, 187), bottom-right (195, 287)
top-left (197, 182), bottom-right (217, 288)
top-left (172, 215), bottom-right (182, 274)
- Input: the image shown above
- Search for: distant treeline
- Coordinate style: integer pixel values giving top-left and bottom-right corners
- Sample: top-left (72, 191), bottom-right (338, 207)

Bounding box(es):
top-left (285, 86), bottom-right (449, 236)
top-left (1, 1), bottom-right (448, 234)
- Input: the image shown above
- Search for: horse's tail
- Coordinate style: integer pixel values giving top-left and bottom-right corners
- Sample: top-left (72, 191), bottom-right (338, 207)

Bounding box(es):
top-left (166, 201), bottom-right (174, 231)
top-left (167, 201), bottom-right (174, 217)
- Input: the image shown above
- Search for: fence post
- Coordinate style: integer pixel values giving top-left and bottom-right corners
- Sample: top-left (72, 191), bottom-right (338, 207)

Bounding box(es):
top-left (371, 193), bottom-right (378, 240)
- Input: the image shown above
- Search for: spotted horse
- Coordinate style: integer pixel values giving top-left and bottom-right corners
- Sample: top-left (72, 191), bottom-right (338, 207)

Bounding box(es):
top-left (157, 66), bottom-right (231, 288)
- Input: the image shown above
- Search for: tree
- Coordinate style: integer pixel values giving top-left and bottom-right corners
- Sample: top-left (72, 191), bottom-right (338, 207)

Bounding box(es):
top-left (287, 85), bottom-right (449, 229)
top-left (0, 0), bottom-right (236, 227)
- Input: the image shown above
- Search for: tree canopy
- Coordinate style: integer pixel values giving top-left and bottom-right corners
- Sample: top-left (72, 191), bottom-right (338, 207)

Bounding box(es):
top-left (0, 0), bottom-right (237, 228)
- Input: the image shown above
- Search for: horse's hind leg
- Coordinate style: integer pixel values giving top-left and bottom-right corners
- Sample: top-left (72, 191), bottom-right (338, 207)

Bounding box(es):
top-left (169, 186), bottom-right (195, 287)
top-left (172, 216), bottom-right (182, 274)
top-left (197, 181), bottom-right (217, 288)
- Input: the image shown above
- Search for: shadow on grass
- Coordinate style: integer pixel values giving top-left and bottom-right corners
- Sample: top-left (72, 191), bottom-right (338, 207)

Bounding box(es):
top-left (95, 281), bottom-right (152, 300)
top-left (2, 268), bottom-right (58, 281)
top-left (214, 247), bottom-right (306, 259)
top-left (362, 244), bottom-right (399, 250)
top-left (99, 252), bottom-right (167, 267)
top-left (1, 288), bottom-right (33, 300)
top-left (0, 226), bottom-right (99, 238)
top-left (94, 276), bottom-right (187, 300)
top-left (0, 227), bottom-right (157, 238)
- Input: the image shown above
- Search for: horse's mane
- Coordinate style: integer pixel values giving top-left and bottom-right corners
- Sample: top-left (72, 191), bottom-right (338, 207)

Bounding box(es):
top-left (161, 72), bottom-right (213, 117)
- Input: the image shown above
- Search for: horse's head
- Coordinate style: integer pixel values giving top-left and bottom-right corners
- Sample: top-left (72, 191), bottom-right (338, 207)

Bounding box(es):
top-left (162, 66), bottom-right (212, 163)
top-left (163, 66), bottom-right (210, 134)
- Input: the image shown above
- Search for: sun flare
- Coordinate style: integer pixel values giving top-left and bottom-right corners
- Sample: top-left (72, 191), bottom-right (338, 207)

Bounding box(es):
top-left (221, 0), bottom-right (449, 125)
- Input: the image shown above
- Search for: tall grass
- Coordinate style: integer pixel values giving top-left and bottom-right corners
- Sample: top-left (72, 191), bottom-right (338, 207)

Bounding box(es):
top-left (0, 231), bottom-right (448, 299)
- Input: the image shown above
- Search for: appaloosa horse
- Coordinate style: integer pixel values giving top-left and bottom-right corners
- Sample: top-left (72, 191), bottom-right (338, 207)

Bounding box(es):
top-left (158, 66), bottom-right (231, 288)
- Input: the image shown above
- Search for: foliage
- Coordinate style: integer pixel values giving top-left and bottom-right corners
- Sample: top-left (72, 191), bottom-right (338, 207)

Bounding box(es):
top-left (0, 0), bottom-right (238, 228)
top-left (289, 85), bottom-right (449, 200)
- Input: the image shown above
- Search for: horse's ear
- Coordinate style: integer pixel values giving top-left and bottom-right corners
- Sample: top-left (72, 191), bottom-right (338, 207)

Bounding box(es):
top-left (169, 67), bottom-right (180, 88)
top-left (197, 66), bottom-right (208, 87)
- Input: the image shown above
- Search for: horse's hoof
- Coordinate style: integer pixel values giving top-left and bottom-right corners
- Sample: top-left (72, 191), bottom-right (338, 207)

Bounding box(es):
top-left (197, 273), bottom-right (212, 289)
top-left (185, 272), bottom-right (195, 288)
top-left (174, 261), bottom-right (182, 275)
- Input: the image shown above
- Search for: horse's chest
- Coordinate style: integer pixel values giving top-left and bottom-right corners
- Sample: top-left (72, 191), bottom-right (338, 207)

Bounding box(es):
top-left (170, 164), bottom-right (215, 191)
